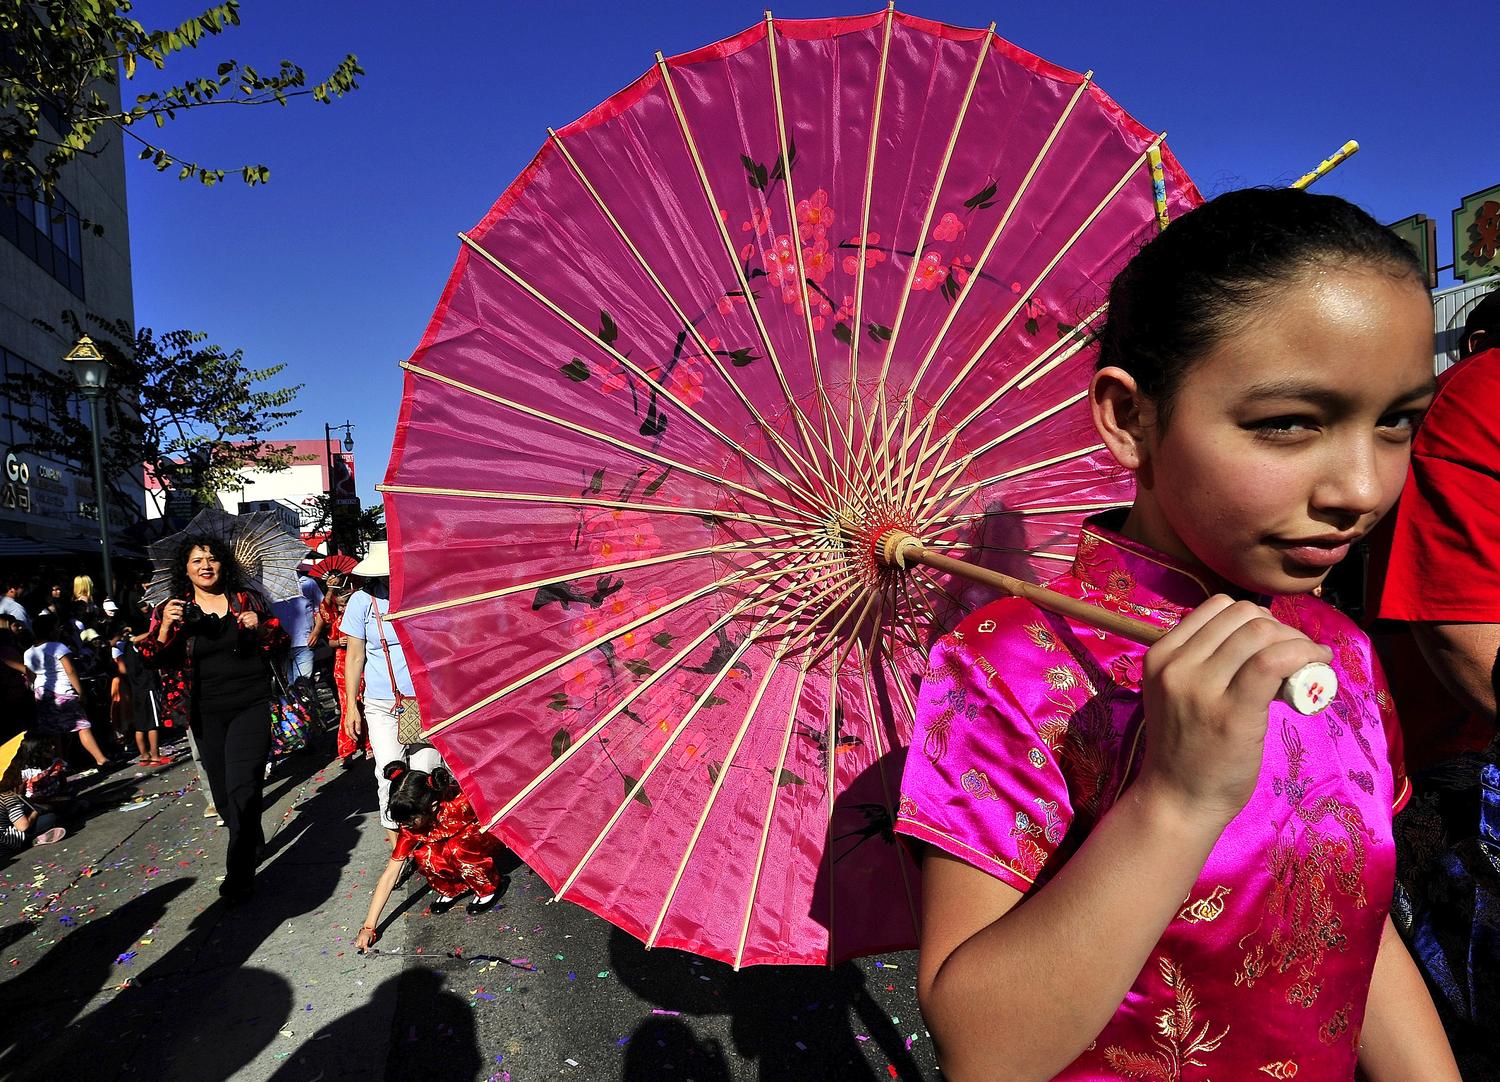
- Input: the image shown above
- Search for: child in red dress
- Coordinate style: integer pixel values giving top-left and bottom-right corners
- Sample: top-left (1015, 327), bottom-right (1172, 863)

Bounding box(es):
top-left (354, 762), bottom-right (508, 950)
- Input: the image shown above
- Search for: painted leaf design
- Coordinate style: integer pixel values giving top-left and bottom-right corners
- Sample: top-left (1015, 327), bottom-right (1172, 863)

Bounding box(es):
top-left (597, 310), bottom-right (619, 345)
top-left (533, 583), bottom-right (593, 611)
top-left (560, 358), bottom-right (590, 382)
top-left (739, 154), bottom-right (769, 191)
top-left (775, 768), bottom-right (807, 787)
top-left (551, 728), bottom-right (572, 758)
top-left (623, 775), bottom-right (651, 808)
top-left (641, 467), bottom-right (672, 497)
top-left (963, 181), bottom-right (998, 209)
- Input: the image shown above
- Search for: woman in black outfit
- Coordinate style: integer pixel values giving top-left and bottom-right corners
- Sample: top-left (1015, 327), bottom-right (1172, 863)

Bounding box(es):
top-left (140, 535), bottom-right (287, 903)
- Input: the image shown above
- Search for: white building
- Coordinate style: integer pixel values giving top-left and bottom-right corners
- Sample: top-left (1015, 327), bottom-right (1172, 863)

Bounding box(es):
top-left (143, 438), bottom-right (358, 554)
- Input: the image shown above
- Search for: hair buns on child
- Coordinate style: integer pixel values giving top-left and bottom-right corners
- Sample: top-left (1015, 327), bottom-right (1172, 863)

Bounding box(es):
top-left (384, 762), bottom-right (407, 782)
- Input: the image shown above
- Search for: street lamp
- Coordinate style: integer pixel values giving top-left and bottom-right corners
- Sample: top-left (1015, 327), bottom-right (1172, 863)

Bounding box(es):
top-left (64, 334), bottom-right (113, 600)
top-left (324, 421), bottom-right (355, 555)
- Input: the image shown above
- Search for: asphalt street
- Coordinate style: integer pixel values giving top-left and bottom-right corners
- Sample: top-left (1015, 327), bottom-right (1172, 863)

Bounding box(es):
top-left (0, 739), bottom-right (937, 1081)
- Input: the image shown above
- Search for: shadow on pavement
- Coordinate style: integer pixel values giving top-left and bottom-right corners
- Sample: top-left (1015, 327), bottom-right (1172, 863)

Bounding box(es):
top-left (360, 969), bottom-right (483, 1082)
top-left (6, 761), bottom-right (374, 1081)
top-left (622, 1016), bottom-right (732, 1080)
top-left (0, 879), bottom-right (197, 1077)
top-left (609, 928), bottom-right (929, 1081)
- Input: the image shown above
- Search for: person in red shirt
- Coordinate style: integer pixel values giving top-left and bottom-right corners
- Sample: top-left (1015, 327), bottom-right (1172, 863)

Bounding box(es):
top-left (1366, 287), bottom-right (1500, 1074)
top-left (1372, 288), bottom-right (1500, 761)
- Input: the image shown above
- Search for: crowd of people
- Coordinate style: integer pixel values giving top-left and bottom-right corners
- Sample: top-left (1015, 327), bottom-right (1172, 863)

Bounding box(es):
top-left (0, 538), bottom-right (510, 930)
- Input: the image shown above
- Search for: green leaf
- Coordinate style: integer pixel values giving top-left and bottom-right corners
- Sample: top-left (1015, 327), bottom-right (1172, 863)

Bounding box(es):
top-left (624, 658), bottom-right (655, 679)
top-left (651, 632), bottom-right (676, 649)
top-left (832, 322), bottom-right (853, 346)
top-left (866, 322), bottom-right (892, 343)
top-left (623, 776), bottom-right (651, 808)
top-left (587, 468), bottom-right (604, 494)
top-left (1056, 322), bottom-right (1076, 340)
top-left (1025, 317), bottom-right (1040, 337)
top-left (560, 358), bottom-right (590, 382)
top-left (773, 768), bottom-right (807, 787)
top-left (703, 694), bottom-right (729, 708)
top-left (726, 347), bottom-right (757, 368)
top-left (707, 760), bottom-right (723, 784)
top-left (598, 310), bottom-right (619, 345)
top-left (551, 728), bottom-right (572, 756)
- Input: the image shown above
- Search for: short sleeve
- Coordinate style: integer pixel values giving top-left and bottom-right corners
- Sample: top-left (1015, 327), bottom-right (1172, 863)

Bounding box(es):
top-left (303, 578), bottom-right (324, 608)
top-left (1379, 356), bottom-right (1500, 623)
top-left (895, 634), bottom-right (1074, 894)
top-left (339, 592), bottom-right (370, 641)
top-left (391, 830), bottom-right (422, 862)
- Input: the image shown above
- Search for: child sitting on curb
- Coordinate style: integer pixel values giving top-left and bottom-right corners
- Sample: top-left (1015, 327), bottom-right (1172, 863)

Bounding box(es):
top-left (1, 732), bottom-right (66, 851)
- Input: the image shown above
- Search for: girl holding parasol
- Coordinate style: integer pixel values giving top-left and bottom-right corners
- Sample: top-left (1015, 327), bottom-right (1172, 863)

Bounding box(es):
top-left (899, 189), bottom-right (1459, 1079)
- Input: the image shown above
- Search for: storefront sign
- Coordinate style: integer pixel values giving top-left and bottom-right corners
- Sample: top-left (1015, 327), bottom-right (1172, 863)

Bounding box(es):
top-left (2, 452), bottom-right (30, 513)
top-left (1454, 183), bottom-right (1500, 284)
top-left (1388, 214), bottom-right (1438, 289)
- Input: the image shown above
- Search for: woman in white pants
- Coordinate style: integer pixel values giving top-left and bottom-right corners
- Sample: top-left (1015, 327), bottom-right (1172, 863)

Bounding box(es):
top-left (339, 543), bottom-right (437, 845)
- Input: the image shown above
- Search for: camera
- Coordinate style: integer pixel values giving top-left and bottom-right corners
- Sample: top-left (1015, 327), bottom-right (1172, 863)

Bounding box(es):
top-left (181, 602), bottom-right (205, 627)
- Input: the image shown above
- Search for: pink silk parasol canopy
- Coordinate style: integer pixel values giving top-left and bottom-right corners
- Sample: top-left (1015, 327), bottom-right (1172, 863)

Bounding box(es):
top-left (381, 8), bottom-right (1200, 968)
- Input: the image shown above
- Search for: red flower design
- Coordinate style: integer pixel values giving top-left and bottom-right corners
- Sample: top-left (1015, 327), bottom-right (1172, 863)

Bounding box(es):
top-left (841, 232), bottom-right (885, 275)
top-left (932, 211), bottom-right (964, 242)
top-left (796, 188), bottom-right (833, 238)
top-left (911, 250), bottom-right (946, 291)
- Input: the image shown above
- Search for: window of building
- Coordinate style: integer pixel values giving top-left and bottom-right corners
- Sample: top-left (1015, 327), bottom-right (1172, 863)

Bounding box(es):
top-left (0, 345), bottom-right (87, 452)
top-left (0, 187), bottom-right (85, 300)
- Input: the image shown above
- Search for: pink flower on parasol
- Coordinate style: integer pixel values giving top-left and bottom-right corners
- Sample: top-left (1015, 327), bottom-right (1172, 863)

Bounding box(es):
top-left (383, 9), bottom-right (1199, 968)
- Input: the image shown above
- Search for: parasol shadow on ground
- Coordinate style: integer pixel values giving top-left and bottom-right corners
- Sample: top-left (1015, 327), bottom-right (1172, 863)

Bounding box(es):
top-left (608, 926), bottom-right (931, 1081)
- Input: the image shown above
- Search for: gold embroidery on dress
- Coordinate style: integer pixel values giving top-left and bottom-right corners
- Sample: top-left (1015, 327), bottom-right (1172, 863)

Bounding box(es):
top-left (1234, 719), bottom-right (1375, 1012)
top-left (1177, 885), bottom-right (1231, 924)
top-left (1103, 957), bottom-right (1228, 1080)
top-left (1024, 621), bottom-right (1059, 651)
top-left (1257, 1061), bottom-right (1299, 1079)
top-left (1044, 664), bottom-right (1079, 690)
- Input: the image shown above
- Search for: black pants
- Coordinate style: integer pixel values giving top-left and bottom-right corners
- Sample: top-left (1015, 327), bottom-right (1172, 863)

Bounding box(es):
top-left (193, 698), bottom-right (272, 888)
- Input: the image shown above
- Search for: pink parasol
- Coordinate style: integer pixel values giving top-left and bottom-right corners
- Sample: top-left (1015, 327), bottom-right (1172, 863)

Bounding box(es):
top-left (381, 8), bottom-right (1200, 967)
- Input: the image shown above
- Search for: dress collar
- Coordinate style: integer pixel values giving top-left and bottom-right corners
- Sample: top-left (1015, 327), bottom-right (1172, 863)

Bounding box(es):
top-left (1070, 512), bottom-right (1239, 631)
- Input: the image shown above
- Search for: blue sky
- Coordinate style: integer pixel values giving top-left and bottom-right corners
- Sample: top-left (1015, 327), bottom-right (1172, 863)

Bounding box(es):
top-left (125, 1), bottom-right (1496, 505)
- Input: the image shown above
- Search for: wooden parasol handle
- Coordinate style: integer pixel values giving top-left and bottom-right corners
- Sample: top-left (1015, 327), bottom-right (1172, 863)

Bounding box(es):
top-left (874, 529), bottom-right (1336, 716)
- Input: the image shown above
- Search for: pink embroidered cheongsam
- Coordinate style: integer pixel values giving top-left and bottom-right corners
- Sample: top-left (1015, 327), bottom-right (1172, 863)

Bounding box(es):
top-left (896, 516), bottom-right (1409, 1081)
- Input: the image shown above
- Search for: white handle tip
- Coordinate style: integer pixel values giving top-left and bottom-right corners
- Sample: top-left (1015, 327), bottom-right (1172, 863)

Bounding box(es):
top-left (1283, 662), bottom-right (1337, 715)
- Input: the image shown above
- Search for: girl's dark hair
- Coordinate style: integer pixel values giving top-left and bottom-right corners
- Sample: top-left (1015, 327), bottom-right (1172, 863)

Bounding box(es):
top-left (384, 762), bottom-right (458, 826)
top-left (1096, 187), bottom-right (1427, 424)
top-left (168, 534), bottom-right (244, 599)
top-left (20, 732), bottom-right (63, 770)
top-left (32, 613), bottom-right (65, 644)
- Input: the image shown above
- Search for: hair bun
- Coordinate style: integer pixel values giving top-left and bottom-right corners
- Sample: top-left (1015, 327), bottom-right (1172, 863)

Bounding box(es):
top-left (383, 762), bottom-right (406, 782)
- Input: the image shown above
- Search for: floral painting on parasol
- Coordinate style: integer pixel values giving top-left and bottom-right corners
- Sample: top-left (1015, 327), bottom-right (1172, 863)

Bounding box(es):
top-left (381, 7), bottom-right (1201, 967)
